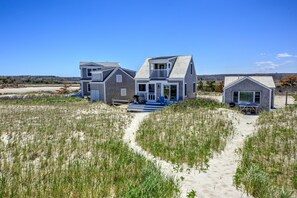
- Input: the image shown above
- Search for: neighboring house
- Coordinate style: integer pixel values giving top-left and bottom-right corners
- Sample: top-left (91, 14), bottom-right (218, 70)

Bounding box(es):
top-left (223, 76), bottom-right (276, 111)
top-left (134, 55), bottom-right (197, 103)
top-left (80, 62), bottom-right (136, 104)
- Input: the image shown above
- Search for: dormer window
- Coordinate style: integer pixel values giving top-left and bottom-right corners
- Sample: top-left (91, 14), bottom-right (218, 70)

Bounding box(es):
top-left (168, 63), bottom-right (171, 69)
top-left (92, 71), bottom-right (103, 81)
top-left (154, 64), bottom-right (166, 70)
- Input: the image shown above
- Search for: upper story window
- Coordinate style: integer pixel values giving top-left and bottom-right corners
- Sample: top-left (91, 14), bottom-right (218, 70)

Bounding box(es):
top-left (190, 62), bottom-right (193, 75)
top-left (87, 69), bottom-right (92, 77)
top-left (116, 75), bottom-right (122, 83)
top-left (154, 64), bottom-right (167, 70)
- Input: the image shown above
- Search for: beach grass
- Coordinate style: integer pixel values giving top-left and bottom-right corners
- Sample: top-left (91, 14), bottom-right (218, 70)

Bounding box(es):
top-left (0, 98), bottom-right (178, 197)
top-left (136, 98), bottom-right (234, 170)
top-left (235, 105), bottom-right (297, 197)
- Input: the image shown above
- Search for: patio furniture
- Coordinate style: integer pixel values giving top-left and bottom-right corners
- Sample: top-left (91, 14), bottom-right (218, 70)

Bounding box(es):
top-left (238, 102), bottom-right (259, 114)
top-left (159, 96), bottom-right (168, 105)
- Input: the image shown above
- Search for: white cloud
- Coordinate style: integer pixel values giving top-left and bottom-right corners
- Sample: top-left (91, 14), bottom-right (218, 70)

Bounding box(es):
top-left (255, 60), bottom-right (295, 72)
top-left (276, 52), bottom-right (296, 58)
top-left (255, 61), bottom-right (279, 72)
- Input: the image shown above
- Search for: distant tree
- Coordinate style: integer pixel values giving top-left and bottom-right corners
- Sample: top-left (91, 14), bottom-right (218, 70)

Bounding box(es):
top-left (198, 81), bottom-right (204, 91)
top-left (56, 82), bottom-right (71, 94)
top-left (280, 75), bottom-right (297, 87)
top-left (215, 81), bottom-right (224, 92)
top-left (206, 80), bottom-right (216, 92)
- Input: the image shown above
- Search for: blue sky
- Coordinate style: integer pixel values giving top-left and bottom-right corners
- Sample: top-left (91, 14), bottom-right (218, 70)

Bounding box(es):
top-left (0, 0), bottom-right (296, 76)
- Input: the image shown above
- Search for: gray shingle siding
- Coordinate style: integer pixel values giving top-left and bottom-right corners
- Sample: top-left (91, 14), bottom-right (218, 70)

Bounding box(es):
top-left (81, 68), bottom-right (90, 79)
top-left (105, 69), bottom-right (135, 104)
top-left (224, 79), bottom-right (272, 110)
top-left (90, 83), bottom-right (105, 102)
top-left (82, 81), bottom-right (90, 96)
top-left (184, 59), bottom-right (197, 98)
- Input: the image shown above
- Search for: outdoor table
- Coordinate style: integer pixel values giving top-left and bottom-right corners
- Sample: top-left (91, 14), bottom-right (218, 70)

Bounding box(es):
top-left (238, 102), bottom-right (259, 114)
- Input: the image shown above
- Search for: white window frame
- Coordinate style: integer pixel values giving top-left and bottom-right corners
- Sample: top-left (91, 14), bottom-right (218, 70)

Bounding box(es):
top-left (121, 88), bottom-right (127, 96)
top-left (234, 91), bottom-right (261, 104)
top-left (116, 74), bottom-right (122, 83)
top-left (161, 82), bottom-right (179, 101)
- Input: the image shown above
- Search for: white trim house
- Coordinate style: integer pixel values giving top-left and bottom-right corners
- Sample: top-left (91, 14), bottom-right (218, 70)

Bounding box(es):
top-left (134, 55), bottom-right (197, 103)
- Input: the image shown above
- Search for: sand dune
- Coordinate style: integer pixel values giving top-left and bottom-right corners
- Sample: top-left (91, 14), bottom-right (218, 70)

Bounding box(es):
top-left (123, 110), bottom-right (256, 198)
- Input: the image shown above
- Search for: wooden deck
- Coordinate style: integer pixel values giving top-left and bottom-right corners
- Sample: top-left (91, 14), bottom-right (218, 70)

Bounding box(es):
top-left (127, 103), bottom-right (166, 112)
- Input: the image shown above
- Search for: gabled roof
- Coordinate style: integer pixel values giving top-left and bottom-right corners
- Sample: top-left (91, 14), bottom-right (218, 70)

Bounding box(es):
top-left (169, 56), bottom-right (192, 78)
top-left (135, 58), bottom-right (150, 79)
top-left (135, 55), bottom-right (192, 79)
top-left (80, 62), bottom-right (120, 68)
top-left (224, 76), bottom-right (276, 89)
top-left (91, 67), bottom-right (136, 82)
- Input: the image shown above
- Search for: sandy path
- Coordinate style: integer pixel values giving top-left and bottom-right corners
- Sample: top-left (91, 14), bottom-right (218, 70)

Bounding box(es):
top-left (123, 111), bottom-right (257, 198)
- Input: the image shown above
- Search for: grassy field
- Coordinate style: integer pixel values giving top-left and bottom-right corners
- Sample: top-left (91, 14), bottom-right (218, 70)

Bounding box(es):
top-left (235, 105), bottom-right (297, 197)
top-left (136, 98), bottom-right (234, 170)
top-left (0, 97), bottom-right (178, 197)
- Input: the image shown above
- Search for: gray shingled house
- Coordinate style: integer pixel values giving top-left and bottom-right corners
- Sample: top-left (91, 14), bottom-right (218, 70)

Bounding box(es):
top-left (223, 76), bottom-right (276, 111)
top-left (80, 62), bottom-right (135, 104)
top-left (134, 55), bottom-right (197, 103)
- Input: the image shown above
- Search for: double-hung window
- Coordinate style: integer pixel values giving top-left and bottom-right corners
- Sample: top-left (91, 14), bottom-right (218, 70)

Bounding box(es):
top-left (116, 75), bottom-right (122, 83)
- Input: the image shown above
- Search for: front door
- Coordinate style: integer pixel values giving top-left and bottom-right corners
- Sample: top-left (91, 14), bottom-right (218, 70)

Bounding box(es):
top-left (148, 83), bottom-right (156, 101)
top-left (91, 90), bottom-right (100, 102)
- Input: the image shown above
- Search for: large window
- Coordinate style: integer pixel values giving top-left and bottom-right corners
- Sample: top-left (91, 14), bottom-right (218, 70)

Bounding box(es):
top-left (138, 84), bottom-right (146, 92)
top-left (233, 91), bottom-right (261, 104)
top-left (240, 92), bottom-right (254, 103)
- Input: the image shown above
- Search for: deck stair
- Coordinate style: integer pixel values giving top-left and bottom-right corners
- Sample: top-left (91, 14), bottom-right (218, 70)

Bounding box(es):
top-left (127, 103), bottom-right (166, 112)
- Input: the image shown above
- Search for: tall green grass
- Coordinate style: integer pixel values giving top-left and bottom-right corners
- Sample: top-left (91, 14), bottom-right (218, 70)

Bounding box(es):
top-left (0, 98), bottom-right (178, 197)
top-left (235, 105), bottom-right (297, 197)
top-left (136, 98), bottom-right (233, 170)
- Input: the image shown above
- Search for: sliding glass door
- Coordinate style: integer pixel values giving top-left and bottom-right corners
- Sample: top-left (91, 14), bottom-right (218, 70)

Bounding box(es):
top-left (163, 84), bottom-right (177, 101)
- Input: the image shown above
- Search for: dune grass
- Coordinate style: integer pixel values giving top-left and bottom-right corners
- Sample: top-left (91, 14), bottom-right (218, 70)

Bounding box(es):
top-left (235, 105), bottom-right (297, 197)
top-left (136, 98), bottom-right (234, 170)
top-left (0, 98), bottom-right (178, 197)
